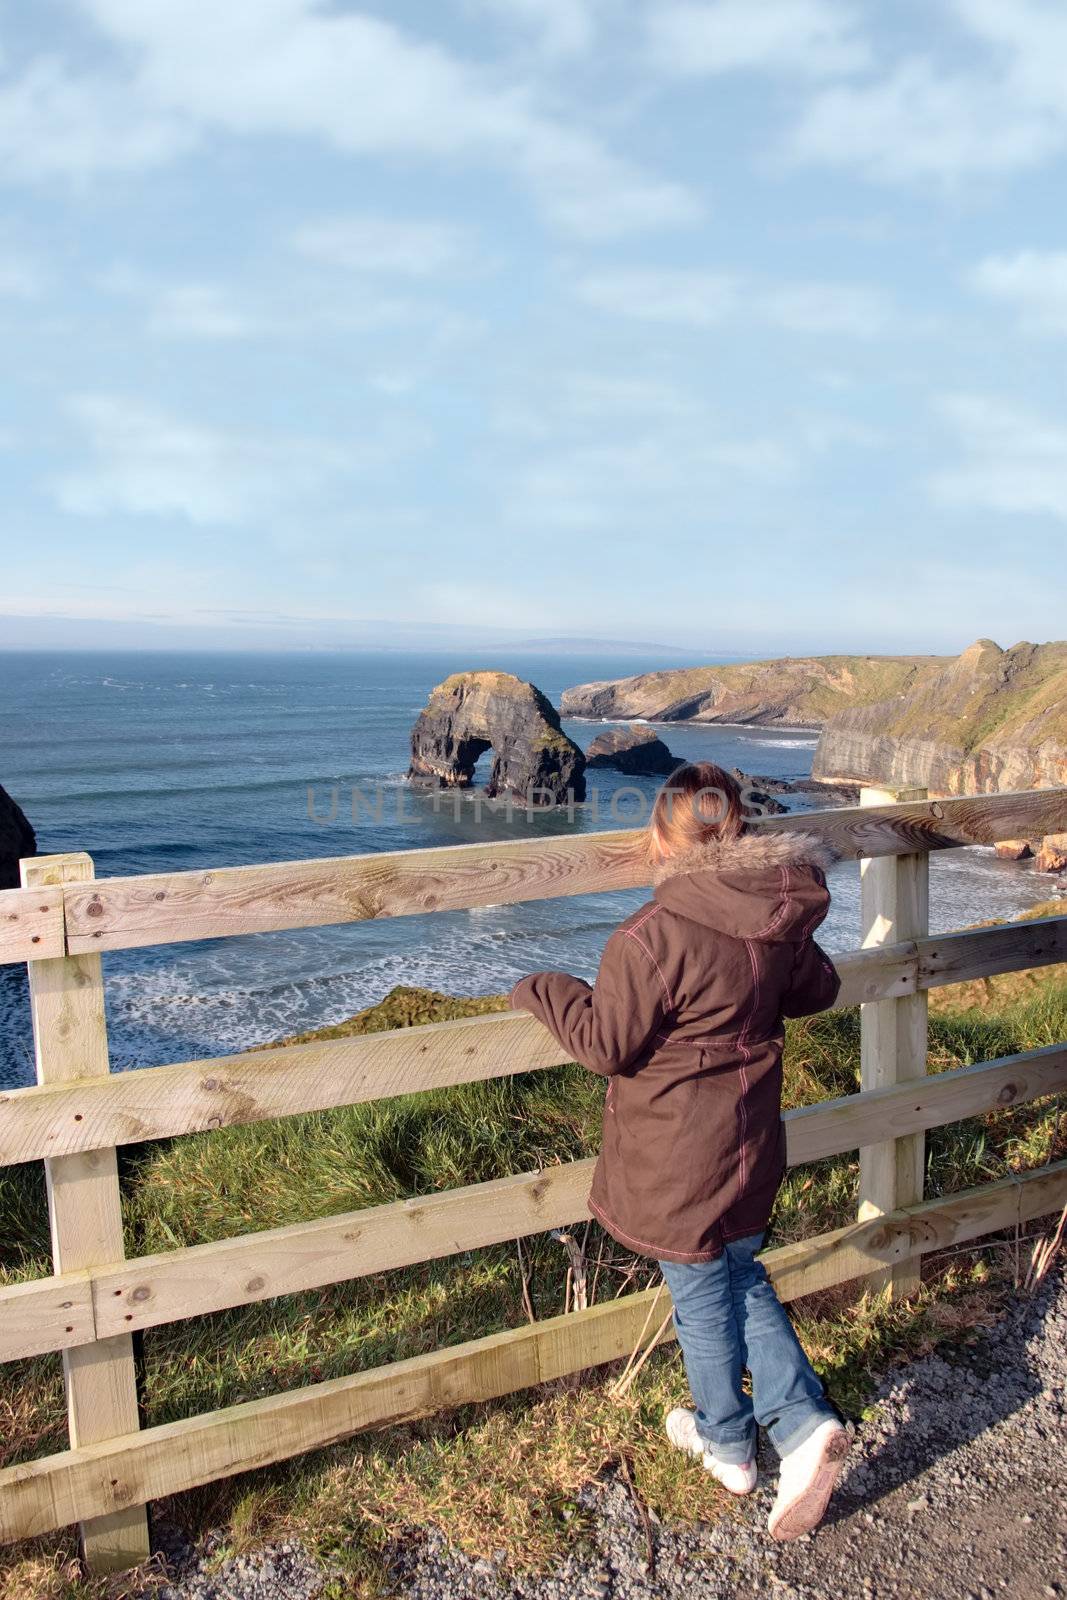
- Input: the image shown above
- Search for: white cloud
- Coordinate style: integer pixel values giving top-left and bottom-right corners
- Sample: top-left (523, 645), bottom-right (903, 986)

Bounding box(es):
top-left (517, 126), bottom-right (700, 238)
top-left (557, 373), bottom-right (699, 421)
top-left (574, 268), bottom-right (739, 326)
top-left (573, 267), bottom-right (891, 336)
top-left (509, 430), bottom-right (792, 530)
top-left (0, 248), bottom-right (41, 297)
top-left (53, 393), bottom-right (424, 526)
top-left (55, 396), bottom-right (301, 524)
top-left (789, 60), bottom-right (1058, 184)
top-left (968, 250), bottom-right (1067, 334)
top-left (0, 56), bottom-right (192, 182)
top-left (98, 262), bottom-right (455, 342)
top-left (953, 0), bottom-right (1067, 108)
top-left (22, 0), bottom-right (698, 237)
top-left (494, 364), bottom-right (794, 531)
top-left (758, 281), bottom-right (890, 336)
top-left (648, 0), bottom-right (870, 78)
top-left (100, 266), bottom-right (263, 339)
top-left (492, 370), bottom-right (701, 441)
top-left (292, 214), bottom-right (470, 276)
top-left (789, 1), bottom-right (1067, 184)
top-left (417, 579), bottom-right (547, 629)
top-left (799, 414), bottom-right (884, 451)
top-left (147, 283), bottom-right (256, 340)
top-left (931, 393), bottom-right (1067, 521)
top-left (466, 0), bottom-right (598, 60)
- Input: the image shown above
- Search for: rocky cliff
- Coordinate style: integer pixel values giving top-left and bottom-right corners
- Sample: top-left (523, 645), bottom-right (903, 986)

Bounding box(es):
top-left (561, 653), bottom-right (947, 726)
top-left (811, 639), bottom-right (1067, 795)
top-left (0, 784), bottom-right (36, 891)
top-left (409, 672), bottom-right (586, 806)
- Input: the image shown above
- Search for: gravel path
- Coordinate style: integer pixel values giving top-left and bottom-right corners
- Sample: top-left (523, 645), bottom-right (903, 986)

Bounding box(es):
top-left (152, 1263), bottom-right (1066, 1600)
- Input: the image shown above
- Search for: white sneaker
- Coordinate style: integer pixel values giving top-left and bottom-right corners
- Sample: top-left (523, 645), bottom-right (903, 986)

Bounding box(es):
top-left (767, 1419), bottom-right (848, 1541)
top-left (664, 1407), bottom-right (757, 1496)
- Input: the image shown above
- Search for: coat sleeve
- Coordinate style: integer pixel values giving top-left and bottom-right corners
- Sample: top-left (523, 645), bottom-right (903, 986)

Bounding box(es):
top-left (509, 926), bottom-right (670, 1077)
top-left (781, 938), bottom-right (841, 1018)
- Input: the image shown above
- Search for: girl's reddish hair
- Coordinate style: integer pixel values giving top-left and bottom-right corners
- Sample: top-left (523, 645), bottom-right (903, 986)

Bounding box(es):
top-left (646, 761), bottom-right (745, 865)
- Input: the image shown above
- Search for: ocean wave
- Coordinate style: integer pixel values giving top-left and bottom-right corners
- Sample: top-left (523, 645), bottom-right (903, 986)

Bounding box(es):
top-left (739, 737), bottom-right (819, 749)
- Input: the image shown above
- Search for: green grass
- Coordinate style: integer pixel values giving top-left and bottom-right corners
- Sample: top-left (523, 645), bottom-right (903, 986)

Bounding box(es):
top-left (1, 962), bottom-right (1064, 1600)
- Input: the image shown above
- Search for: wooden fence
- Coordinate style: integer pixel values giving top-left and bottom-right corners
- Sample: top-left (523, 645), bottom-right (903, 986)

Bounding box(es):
top-left (1, 784), bottom-right (1066, 1574)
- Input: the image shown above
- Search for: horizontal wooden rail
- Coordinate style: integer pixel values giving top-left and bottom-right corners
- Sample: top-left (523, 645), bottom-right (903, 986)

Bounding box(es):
top-left (0, 887), bottom-right (65, 965)
top-left (0, 1009), bottom-right (575, 1169)
top-left (2, 1158), bottom-right (1063, 1545)
top-left (49, 788), bottom-right (1067, 958)
top-left (765, 1156), bottom-right (1067, 1300)
top-left (2, 1043), bottom-right (1063, 1364)
top-left (919, 913), bottom-right (1067, 987)
top-left (2, 917), bottom-right (1063, 1168)
top-left (782, 1041), bottom-right (1067, 1165)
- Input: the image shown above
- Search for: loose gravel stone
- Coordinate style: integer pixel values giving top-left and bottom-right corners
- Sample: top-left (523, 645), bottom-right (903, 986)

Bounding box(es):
top-left (136, 1262), bottom-right (1067, 1600)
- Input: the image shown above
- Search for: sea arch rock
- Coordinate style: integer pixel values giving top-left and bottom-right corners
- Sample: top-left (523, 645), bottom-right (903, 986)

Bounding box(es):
top-left (408, 672), bottom-right (586, 806)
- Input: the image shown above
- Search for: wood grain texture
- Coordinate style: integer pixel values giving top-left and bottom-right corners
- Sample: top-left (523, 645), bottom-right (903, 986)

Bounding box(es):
top-left (783, 1042), bottom-right (1067, 1165)
top-left (61, 789), bottom-right (1067, 956)
top-left (20, 855), bottom-right (150, 1571)
top-left (3, 919), bottom-right (1064, 1169)
top-left (768, 1158), bottom-right (1067, 1300)
top-left (0, 1009), bottom-right (575, 1166)
top-left (858, 785), bottom-right (929, 1298)
top-left (2, 1159), bottom-right (1063, 1546)
top-left (919, 914), bottom-right (1067, 986)
top-left (0, 886), bottom-right (65, 966)
top-left (3, 1044), bottom-right (1063, 1362)
top-left (0, 1272), bottom-right (95, 1362)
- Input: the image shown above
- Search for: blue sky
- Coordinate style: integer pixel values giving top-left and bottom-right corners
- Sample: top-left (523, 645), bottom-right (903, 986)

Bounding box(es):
top-left (1, 0), bottom-right (1065, 656)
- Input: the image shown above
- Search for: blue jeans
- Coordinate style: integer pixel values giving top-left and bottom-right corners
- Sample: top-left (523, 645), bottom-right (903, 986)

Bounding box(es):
top-left (659, 1234), bottom-right (837, 1465)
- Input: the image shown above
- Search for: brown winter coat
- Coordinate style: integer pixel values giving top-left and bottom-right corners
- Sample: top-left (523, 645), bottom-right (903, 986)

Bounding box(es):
top-left (509, 829), bottom-right (841, 1264)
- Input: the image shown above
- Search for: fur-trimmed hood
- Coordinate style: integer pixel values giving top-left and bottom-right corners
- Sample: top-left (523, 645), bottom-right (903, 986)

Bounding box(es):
top-left (653, 828), bottom-right (837, 942)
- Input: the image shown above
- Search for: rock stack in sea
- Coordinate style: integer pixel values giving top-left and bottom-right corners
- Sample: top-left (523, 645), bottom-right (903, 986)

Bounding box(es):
top-left (584, 726), bottom-right (680, 776)
top-left (408, 671), bottom-right (586, 807)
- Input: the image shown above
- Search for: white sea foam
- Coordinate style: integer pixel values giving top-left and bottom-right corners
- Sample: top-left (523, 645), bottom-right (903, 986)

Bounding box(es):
top-left (740, 737), bottom-right (818, 749)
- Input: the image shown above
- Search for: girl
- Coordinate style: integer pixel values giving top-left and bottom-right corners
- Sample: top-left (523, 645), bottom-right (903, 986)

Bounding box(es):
top-left (510, 762), bottom-right (848, 1542)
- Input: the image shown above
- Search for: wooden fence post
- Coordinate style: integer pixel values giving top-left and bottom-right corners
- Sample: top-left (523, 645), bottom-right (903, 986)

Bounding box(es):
top-left (857, 786), bottom-right (930, 1299)
top-left (20, 853), bottom-right (150, 1572)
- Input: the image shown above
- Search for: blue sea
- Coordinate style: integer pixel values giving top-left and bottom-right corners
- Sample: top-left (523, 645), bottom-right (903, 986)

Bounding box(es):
top-left (0, 649), bottom-right (1059, 1090)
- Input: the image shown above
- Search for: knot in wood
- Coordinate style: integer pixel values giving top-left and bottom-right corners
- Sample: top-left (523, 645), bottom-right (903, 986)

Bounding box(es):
top-left (86, 900), bottom-right (104, 918)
